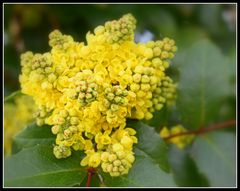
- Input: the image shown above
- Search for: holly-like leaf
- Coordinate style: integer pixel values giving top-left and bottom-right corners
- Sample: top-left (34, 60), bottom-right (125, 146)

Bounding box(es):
top-left (4, 145), bottom-right (86, 187)
top-left (177, 40), bottom-right (231, 129)
top-left (12, 123), bottom-right (55, 154)
top-left (128, 120), bottom-right (170, 172)
top-left (190, 132), bottom-right (236, 187)
top-left (168, 145), bottom-right (209, 187)
top-left (144, 106), bottom-right (169, 129)
top-left (101, 121), bottom-right (176, 187)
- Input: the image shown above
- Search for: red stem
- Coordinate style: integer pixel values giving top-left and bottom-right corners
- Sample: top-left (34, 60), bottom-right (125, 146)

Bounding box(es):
top-left (164, 119), bottom-right (236, 140)
top-left (86, 168), bottom-right (95, 187)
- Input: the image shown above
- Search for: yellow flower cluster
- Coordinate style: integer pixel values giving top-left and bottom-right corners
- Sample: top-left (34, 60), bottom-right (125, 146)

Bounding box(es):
top-left (4, 95), bottom-right (37, 156)
top-left (160, 125), bottom-right (195, 149)
top-left (19, 14), bottom-right (177, 176)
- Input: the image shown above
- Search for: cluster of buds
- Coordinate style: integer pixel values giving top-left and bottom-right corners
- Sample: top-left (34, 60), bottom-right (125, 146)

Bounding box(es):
top-left (4, 95), bottom-right (37, 156)
top-left (104, 13), bottom-right (136, 44)
top-left (34, 106), bottom-right (53, 126)
top-left (77, 80), bottom-right (98, 106)
top-left (49, 108), bottom-right (83, 149)
top-left (19, 13), bottom-right (177, 177)
top-left (104, 85), bottom-right (128, 111)
top-left (151, 76), bottom-right (177, 112)
top-left (158, 76), bottom-right (177, 106)
top-left (53, 144), bottom-right (72, 159)
top-left (160, 125), bottom-right (195, 149)
top-left (147, 38), bottom-right (177, 63)
top-left (101, 143), bottom-right (135, 177)
top-left (49, 29), bottom-right (74, 49)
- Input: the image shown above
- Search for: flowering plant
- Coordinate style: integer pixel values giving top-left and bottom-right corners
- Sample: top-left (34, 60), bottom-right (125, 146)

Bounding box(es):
top-left (19, 13), bottom-right (177, 177)
top-left (4, 12), bottom-right (236, 188)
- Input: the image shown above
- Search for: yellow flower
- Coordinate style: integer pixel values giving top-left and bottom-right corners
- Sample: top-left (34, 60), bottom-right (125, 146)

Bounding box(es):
top-left (95, 132), bottom-right (112, 149)
top-left (121, 136), bottom-right (133, 150)
top-left (160, 125), bottom-right (195, 149)
top-left (81, 150), bottom-right (101, 168)
top-left (4, 95), bottom-right (37, 156)
top-left (89, 152), bottom-right (101, 167)
top-left (19, 13), bottom-right (177, 177)
top-left (159, 127), bottom-right (170, 138)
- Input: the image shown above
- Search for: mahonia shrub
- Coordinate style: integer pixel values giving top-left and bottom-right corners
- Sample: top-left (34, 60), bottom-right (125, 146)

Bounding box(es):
top-left (19, 13), bottom-right (177, 177)
top-left (4, 95), bottom-right (37, 156)
top-left (160, 125), bottom-right (195, 149)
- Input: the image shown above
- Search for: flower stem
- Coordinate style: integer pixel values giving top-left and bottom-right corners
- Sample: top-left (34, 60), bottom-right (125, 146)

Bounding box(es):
top-left (86, 168), bottom-right (95, 187)
top-left (164, 119), bottom-right (236, 140)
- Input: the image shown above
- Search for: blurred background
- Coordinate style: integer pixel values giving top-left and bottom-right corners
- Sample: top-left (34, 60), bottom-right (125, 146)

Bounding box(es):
top-left (4, 3), bottom-right (236, 96)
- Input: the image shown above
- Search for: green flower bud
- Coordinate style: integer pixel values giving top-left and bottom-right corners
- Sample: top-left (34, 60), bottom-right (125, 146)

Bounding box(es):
top-left (146, 41), bottom-right (155, 48)
top-left (163, 61), bottom-right (169, 68)
top-left (116, 150), bottom-right (126, 159)
top-left (64, 129), bottom-right (72, 138)
top-left (107, 93), bottom-right (115, 101)
top-left (153, 98), bottom-right (158, 104)
top-left (158, 97), bottom-right (166, 103)
top-left (51, 125), bottom-right (60, 134)
top-left (113, 143), bottom-right (124, 152)
top-left (134, 66), bottom-right (144, 74)
top-left (145, 112), bottom-right (153, 120)
top-left (121, 159), bottom-right (130, 167)
top-left (122, 90), bottom-right (128, 96)
top-left (53, 145), bottom-right (71, 159)
top-left (118, 165), bottom-right (125, 172)
top-left (114, 96), bottom-right (122, 103)
top-left (94, 25), bottom-right (105, 35)
top-left (59, 110), bottom-right (68, 118)
top-left (155, 103), bottom-right (163, 110)
top-left (126, 154), bottom-right (135, 163)
top-left (141, 75), bottom-right (150, 83)
top-left (150, 76), bottom-right (158, 85)
top-left (36, 118), bottom-right (44, 126)
top-left (141, 84), bottom-right (151, 91)
top-left (70, 117), bottom-right (79, 125)
top-left (48, 73), bottom-right (57, 83)
top-left (69, 125), bottom-right (78, 133)
top-left (107, 164), bottom-right (113, 172)
top-left (155, 88), bottom-right (161, 94)
top-left (45, 67), bottom-right (53, 74)
top-left (101, 162), bottom-right (108, 172)
top-left (155, 40), bottom-right (163, 48)
top-left (86, 93), bottom-right (92, 99)
top-left (111, 104), bottom-right (119, 112)
top-left (41, 81), bottom-right (53, 89)
top-left (68, 108), bottom-right (78, 116)
top-left (108, 154), bottom-right (117, 162)
top-left (39, 110), bottom-right (46, 117)
top-left (101, 152), bottom-right (110, 162)
top-left (112, 166), bottom-right (119, 172)
top-left (152, 58), bottom-right (162, 67)
top-left (172, 46), bottom-right (178, 52)
top-left (78, 92), bottom-right (85, 99)
top-left (144, 48), bottom-right (153, 59)
top-left (103, 99), bottom-right (110, 108)
top-left (115, 88), bottom-right (122, 96)
top-left (130, 83), bottom-right (140, 92)
top-left (113, 160), bottom-right (122, 167)
top-left (161, 51), bottom-right (169, 59)
top-left (153, 47), bottom-right (161, 56)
